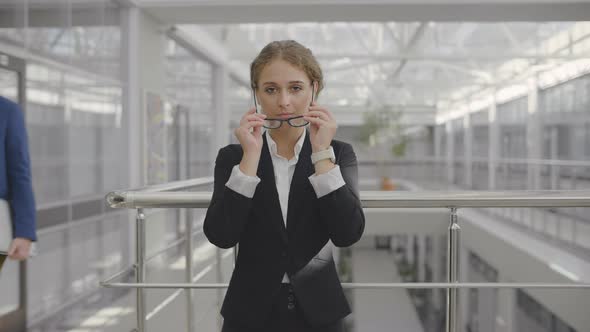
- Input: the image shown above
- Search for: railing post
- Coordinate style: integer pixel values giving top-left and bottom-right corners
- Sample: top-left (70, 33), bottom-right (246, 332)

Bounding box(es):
top-left (185, 209), bottom-right (195, 332)
top-left (446, 207), bottom-right (461, 332)
top-left (136, 209), bottom-right (147, 332)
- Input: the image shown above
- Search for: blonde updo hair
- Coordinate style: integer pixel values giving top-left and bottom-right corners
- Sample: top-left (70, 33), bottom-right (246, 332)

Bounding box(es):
top-left (250, 40), bottom-right (324, 99)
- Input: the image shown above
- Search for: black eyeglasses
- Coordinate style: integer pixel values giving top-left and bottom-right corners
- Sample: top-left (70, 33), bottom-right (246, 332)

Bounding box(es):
top-left (261, 115), bottom-right (309, 129)
top-left (253, 82), bottom-right (315, 129)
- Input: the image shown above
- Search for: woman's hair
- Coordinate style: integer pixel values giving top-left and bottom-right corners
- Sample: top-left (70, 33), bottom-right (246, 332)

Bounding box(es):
top-left (250, 40), bottom-right (324, 98)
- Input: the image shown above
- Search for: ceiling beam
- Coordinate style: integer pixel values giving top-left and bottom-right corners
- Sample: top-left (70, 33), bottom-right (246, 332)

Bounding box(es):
top-left (318, 53), bottom-right (590, 61)
top-left (384, 23), bottom-right (404, 52)
top-left (500, 23), bottom-right (522, 50)
top-left (0, 7), bottom-right (120, 28)
top-left (391, 22), bottom-right (429, 80)
top-left (442, 27), bottom-right (590, 106)
top-left (167, 25), bottom-right (250, 86)
top-left (323, 80), bottom-right (470, 90)
top-left (140, 2), bottom-right (590, 24)
top-left (233, 53), bottom-right (590, 62)
top-left (453, 22), bottom-right (478, 50)
top-left (424, 60), bottom-right (493, 82)
top-left (323, 58), bottom-right (519, 83)
top-left (46, 53), bottom-right (587, 65)
top-left (347, 23), bottom-right (390, 106)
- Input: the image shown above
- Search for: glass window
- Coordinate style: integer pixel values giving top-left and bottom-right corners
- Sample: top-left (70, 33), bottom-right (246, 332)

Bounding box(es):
top-left (165, 38), bottom-right (215, 178)
top-left (0, 0), bottom-right (27, 47)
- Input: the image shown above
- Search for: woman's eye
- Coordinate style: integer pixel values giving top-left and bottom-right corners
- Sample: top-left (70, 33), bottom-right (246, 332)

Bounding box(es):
top-left (265, 87), bottom-right (276, 94)
top-left (291, 86), bottom-right (302, 92)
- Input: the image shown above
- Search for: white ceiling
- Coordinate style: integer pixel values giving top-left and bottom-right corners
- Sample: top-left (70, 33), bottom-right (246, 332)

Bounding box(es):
top-left (148, 0), bottom-right (590, 126)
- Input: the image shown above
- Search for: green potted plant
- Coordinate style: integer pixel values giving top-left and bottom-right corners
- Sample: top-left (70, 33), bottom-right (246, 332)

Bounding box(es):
top-left (357, 106), bottom-right (408, 190)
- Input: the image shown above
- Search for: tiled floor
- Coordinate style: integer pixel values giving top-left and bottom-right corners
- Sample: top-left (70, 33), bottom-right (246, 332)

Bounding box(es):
top-left (349, 248), bottom-right (424, 332)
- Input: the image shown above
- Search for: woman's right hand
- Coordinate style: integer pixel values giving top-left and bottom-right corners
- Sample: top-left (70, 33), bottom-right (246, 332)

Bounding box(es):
top-left (235, 108), bottom-right (266, 175)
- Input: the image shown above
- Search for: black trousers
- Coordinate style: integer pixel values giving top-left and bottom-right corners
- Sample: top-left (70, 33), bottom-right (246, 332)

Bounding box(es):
top-left (221, 283), bottom-right (345, 332)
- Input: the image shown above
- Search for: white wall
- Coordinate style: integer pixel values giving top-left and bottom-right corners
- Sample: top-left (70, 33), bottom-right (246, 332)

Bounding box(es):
top-left (460, 209), bottom-right (590, 332)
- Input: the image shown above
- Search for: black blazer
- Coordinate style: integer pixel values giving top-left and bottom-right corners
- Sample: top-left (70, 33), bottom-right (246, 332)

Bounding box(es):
top-left (203, 131), bottom-right (365, 329)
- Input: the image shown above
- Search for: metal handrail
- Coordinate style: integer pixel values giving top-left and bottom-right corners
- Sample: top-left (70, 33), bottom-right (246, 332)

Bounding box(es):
top-left (473, 157), bottom-right (590, 167)
top-left (106, 190), bottom-right (590, 209)
top-left (102, 190), bottom-right (590, 332)
top-left (359, 157), bottom-right (590, 167)
top-left (106, 177), bottom-right (213, 332)
top-left (102, 282), bottom-right (590, 290)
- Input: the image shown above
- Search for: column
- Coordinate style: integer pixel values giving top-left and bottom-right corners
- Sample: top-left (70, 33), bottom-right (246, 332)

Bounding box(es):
top-left (212, 65), bottom-right (229, 165)
top-left (550, 126), bottom-right (558, 189)
top-left (121, 6), bottom-right (141, 266)
top-left (431, 235), bottom-right (442, 312)
top-left (435, 125), bottom-right (442, 161)
top-left (407, 234), bottom-right (415, 266)
top-left (418, 235), bottom-right (425, 282)
top-left (488, 95), bottom-right (499, 190)
top-left (446, 121), bottom-right (455, 185)
top-left (496, 281), bottom-right (516, 332)
top-left (464, 114), bottom-right (473, 189)
top-left (435, 125), bottom-right (443, 182)
top-left (527, 77), bottom-right (542, 190)
top-left (121, 4), bottom-right (166, 266)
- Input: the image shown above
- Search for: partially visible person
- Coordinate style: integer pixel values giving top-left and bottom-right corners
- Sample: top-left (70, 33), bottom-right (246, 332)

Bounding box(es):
top-left (0, 95), bottom-right (36, 265)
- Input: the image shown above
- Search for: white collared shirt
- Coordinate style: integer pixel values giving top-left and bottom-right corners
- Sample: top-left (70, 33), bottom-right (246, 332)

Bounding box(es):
top-left (224, 128), bottom-right (346, 282)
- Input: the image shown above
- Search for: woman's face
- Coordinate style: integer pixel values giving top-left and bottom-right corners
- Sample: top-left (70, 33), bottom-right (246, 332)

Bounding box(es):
top-left (255, 59), bottom-right (314, 121)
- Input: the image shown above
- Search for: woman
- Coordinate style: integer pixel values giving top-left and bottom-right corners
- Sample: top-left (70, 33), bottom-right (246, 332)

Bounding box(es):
top-left (204, 40), bottom-right (365, 332)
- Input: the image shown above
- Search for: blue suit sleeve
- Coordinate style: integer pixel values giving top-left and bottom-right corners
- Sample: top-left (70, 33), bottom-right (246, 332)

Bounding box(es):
top-left (6, 104), bottom-right (37, 241)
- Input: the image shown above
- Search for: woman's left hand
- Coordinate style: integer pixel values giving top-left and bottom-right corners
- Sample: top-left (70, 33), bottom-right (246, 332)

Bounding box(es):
top-left (303, 102), bottom-right (338, 152)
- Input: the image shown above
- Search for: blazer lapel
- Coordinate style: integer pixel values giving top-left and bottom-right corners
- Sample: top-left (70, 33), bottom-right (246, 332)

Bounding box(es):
top-left (286, 131), bottom-right (315, 233)
top-left (258, 134), bottom-right (288, 244)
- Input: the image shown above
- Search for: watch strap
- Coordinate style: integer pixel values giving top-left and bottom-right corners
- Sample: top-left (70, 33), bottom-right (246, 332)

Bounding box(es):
top-left (311, 146), bottom-right (335, 164)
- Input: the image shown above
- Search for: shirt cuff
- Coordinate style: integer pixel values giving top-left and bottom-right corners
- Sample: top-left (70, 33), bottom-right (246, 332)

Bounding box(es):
top-left (308, 165), bottom-right (346, 198)
top-left (225, 164), bottom-right (261, 198)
